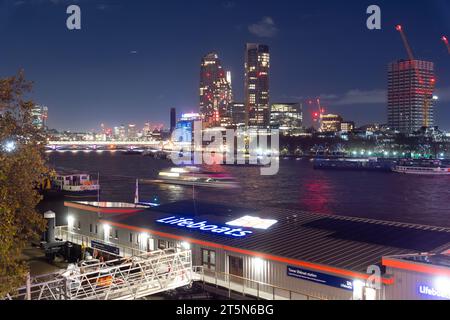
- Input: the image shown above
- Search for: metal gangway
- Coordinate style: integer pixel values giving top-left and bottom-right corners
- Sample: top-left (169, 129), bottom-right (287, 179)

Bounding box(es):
top-left (6, 249), bottom-right (194, 300)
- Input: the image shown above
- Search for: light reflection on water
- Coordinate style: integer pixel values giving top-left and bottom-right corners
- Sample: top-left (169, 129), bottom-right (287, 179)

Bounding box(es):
top-left (41, 152), bottom-right (450, 228)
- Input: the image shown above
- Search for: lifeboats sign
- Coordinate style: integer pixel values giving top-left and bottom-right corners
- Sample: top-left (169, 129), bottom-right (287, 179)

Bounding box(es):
top-left (156, 216), bottom-right (253, 238)
top-left (287, 266), bottom-right (354, 291)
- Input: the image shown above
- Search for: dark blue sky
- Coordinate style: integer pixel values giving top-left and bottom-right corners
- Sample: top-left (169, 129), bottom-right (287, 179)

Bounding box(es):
top-left (1, 0), bottom-right (449, 131)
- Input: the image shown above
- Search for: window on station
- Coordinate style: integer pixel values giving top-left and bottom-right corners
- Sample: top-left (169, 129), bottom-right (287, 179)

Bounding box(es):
top-left (77, 221), bottom-right (81, 230)
top-left (129, 233), bottom-right (133, 243)
top-left (158, 239), bottom-right (167, 250)
top-left (95, 224), bottom-right (98, 234)
top-left (115, 229), bottom-right (119, 239)
top-left (89, 224), bottom-right (93, 233)
top-left (202, 249), bottom-right (216, 271)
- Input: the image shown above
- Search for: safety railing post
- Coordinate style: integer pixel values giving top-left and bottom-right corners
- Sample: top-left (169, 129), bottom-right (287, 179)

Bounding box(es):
top-left (228, 275), bottom-right (231, 299)
top-left (25, 272), bottom-right (31, 300)
top-left (257, 282), bottom-right (260, 300)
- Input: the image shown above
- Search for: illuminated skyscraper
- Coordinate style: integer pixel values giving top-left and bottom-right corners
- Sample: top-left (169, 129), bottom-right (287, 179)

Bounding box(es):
top-left (388, 60), bottom-right (435, 133)
top-left (245, 43), bottom-right (270, 128)
top-left (127, 124), bottom-right (137, 140)
top-left (31, 105), bottom-right (48, 130)
top-left (199, 52), bottom-right (233, 127)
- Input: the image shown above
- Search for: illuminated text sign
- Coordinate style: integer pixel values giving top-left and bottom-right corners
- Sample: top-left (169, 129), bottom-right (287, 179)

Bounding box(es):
top-left (156, 216), bottom-right (253, 238)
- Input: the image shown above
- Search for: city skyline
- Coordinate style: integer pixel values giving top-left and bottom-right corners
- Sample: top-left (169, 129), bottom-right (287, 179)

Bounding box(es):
top-left (1, 0), bottom-right (450, 131)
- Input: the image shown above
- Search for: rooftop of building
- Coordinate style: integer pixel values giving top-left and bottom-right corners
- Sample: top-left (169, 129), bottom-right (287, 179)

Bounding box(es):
top-left (66, 200), bottom-right (450, 277)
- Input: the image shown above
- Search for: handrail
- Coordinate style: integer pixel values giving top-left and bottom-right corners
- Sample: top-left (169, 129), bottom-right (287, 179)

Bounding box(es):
top-left (55, 226), bottom-right (146, 258)
top-left (192, 266), bottom-right (326, 300)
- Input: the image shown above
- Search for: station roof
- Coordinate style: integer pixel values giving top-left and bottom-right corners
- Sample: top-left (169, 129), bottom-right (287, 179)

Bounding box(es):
top-left (68, 200), bottom-right (450, 278)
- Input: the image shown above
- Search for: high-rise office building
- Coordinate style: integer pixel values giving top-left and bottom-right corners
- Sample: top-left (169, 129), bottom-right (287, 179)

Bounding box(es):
top-left (228, 102), bottom-right (246, 127)
top-left (31, 105), bottom-right (48, 130)
top-left (174, 113), bottom-right (203, 143)
top-left (199, 52), bottom-right (233, 127)
top-left (170, 108), bottom-right (176, 133)
top-left (320, 114), bottom-right (343, 133)
top-left (245, 43), bottom-right (270, 128)
top-left (270, 103), bottom-right (303, 135)
top-left (388, 60), bottom-right (435, 133)
top-left (127, 124), bottom-right (137, 140)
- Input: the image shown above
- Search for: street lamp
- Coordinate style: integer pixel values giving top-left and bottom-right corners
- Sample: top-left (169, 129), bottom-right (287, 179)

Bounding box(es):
top-left (3, 140), bottom-right (16, 153)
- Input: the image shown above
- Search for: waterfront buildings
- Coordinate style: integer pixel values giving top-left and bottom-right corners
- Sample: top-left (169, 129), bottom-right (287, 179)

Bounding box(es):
top-left (31, 105), bottom-right (48, 130)
top-left (320, 114), bottom-right (343, 133)
top-left (270, 103), bottom-right (303, 135)
top-left (245, 44), bottom-right (270, 129)
top-left (388, 59), bottom-right (435, 133)
top-left (199, 52), bottom-right (233, 128)
top-left (340, 121), bottom-right (355, 133)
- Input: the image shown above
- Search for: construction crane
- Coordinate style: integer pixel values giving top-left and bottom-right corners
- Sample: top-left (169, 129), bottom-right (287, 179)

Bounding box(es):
top-left (309, 98), bottom-right (324, 131)
top-left (395, 25), bottom-right (435, 128)
top-left (442, 36), bottom-right (450, 54)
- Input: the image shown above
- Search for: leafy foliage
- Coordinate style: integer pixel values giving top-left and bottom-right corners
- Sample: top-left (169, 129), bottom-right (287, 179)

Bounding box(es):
top-left (0, 71), bottom-right (48, 296)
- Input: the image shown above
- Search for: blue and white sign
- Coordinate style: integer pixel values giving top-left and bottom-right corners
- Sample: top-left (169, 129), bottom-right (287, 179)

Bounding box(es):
top-left (418, 285), bottom-right (450, 300)
top-left (91, 240), bottom-right (120, 256)
top-left (287, 266), bottom-right (354, 291)
top-left (156, 216), bottom-right (253, 238)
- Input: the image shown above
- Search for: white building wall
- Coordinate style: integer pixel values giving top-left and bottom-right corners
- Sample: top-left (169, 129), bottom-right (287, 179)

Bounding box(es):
top-left (384, 267), bottom-right (444, 300)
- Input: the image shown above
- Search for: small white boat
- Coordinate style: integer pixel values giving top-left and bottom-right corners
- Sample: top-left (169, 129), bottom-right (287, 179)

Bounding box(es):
top-left (392, 166), bottom-right (450, 175)
top-left (42, 172), bottom-right (101, 199)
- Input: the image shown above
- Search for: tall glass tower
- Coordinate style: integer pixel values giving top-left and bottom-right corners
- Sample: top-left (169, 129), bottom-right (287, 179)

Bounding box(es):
top-left (245, 44), bottom-right (270, 129)
top-left (199, 52), bottom-right (233, 127)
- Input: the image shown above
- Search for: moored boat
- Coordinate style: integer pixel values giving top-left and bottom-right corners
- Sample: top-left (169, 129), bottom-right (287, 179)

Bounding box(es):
top-left (392, 159), bottom-right (450, 175)
top-left (41, 172), bottom-right (101, 199)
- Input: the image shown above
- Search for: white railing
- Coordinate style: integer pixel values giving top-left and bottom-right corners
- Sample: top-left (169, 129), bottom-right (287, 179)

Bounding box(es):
top-left (7, 249), bottom-right (193, 300)
top-left (55, 226), bottom-right (146, 258)
top-left (192, 266), bottom-right (325, 301)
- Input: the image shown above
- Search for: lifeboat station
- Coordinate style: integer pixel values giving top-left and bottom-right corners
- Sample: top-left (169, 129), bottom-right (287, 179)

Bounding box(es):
top-left (46, 200), bottom-right (450, 300)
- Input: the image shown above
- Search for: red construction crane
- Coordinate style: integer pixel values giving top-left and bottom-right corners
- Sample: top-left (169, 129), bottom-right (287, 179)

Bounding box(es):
top-left (395, 25), bottom-right (435, 127)
top-left (396, 25), bottom-right (415, 62)
top-left (442, 36), bottom-right (450, 54)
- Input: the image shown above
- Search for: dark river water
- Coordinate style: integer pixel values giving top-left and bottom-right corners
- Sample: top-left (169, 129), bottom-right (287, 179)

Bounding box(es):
top-left (40, 151), bottom-right (450, 228)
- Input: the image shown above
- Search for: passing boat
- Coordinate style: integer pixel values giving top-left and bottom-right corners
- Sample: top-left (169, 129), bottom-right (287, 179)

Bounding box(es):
top-left (392, 160), bottom-right (450, 175)
top-left (143, 167), bottom-right (240, 189)
top-left (41, 172), bottom-right (100, 199)
top-left (392, 166), bottom-right (450, 175)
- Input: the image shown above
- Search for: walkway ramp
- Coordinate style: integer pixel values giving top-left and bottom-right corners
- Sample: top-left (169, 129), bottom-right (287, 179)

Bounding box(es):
top-left (7, 249), bottom-right (193, 300)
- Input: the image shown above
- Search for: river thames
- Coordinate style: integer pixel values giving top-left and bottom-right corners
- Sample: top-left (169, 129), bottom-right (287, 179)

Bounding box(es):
top-left (41, 151), bottom-right (450, 228)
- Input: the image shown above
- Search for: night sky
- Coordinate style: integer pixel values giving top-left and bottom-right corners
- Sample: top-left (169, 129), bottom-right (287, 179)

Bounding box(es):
top-left (1, 0), bottom-right (449, 131)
